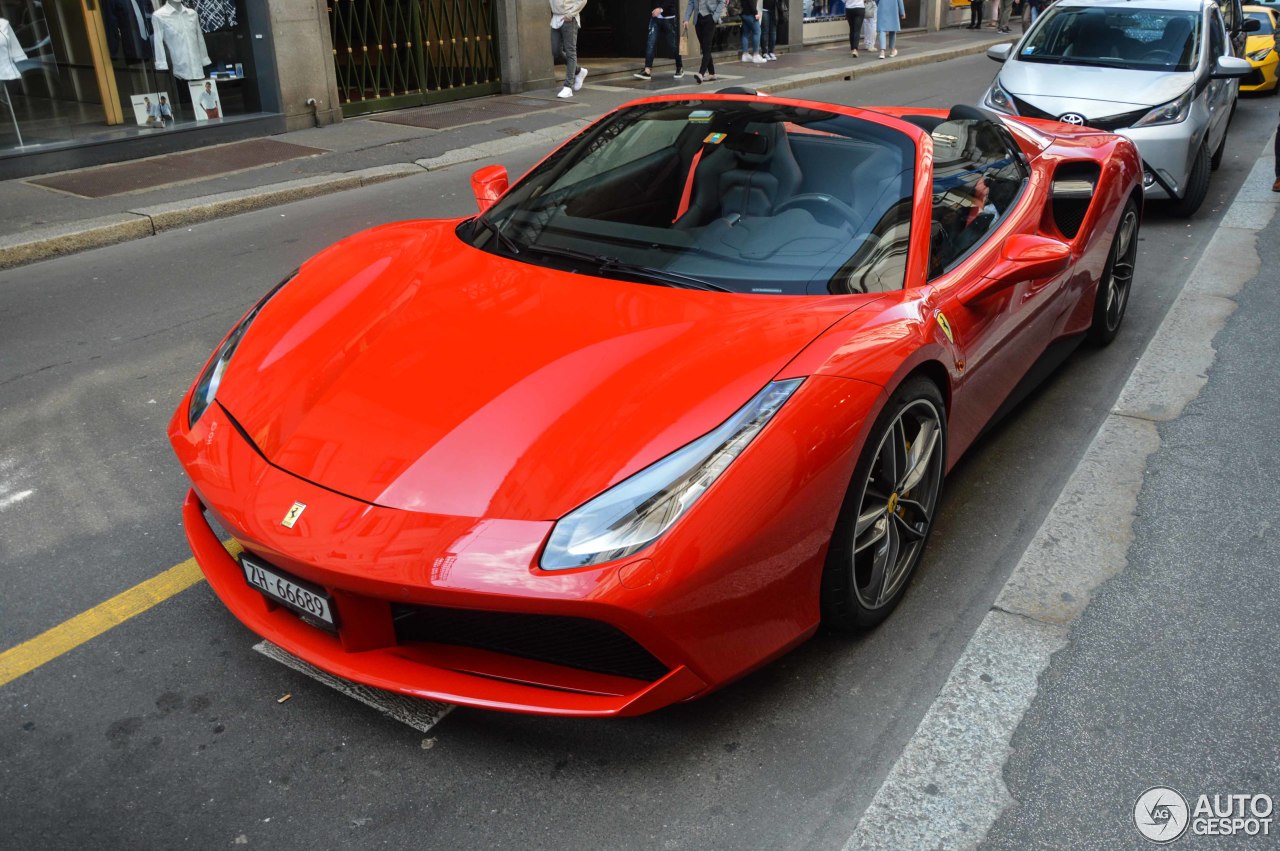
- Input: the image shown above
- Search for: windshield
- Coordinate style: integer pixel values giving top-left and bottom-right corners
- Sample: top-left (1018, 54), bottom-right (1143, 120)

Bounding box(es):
top-left (1019, 6), bottom-right (1202, 72)
top-left (1246, 9), bottom-right (1275, 33)
top-left (463, 100), bottom-right (916, 296)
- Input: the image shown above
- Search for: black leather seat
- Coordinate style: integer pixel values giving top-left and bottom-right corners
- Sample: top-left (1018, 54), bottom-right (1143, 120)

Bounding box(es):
top-left (674, 123), bottom-right (802, 228)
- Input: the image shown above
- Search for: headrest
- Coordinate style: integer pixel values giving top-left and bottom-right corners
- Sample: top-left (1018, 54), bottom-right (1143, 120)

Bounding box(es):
top-left (725, 125), bottom-right (778, 164)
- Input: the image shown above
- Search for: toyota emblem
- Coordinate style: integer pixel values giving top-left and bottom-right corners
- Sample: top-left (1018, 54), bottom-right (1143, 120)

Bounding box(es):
top-left (1058, 112), bottom-right (1088, 125)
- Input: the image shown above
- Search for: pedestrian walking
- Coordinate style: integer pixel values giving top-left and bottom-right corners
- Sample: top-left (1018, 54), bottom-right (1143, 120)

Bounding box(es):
top-left (996, 0), bottom-right (1012, 32)
top-left (634, 0), bottom-right (684, 79)
top-left (845, 0), bottom-right (867, 56)
top-left (877, 0), bottom-right (904, 57)
top-left (741, 0), bottom-right (765, 62)
top-left (550, 0), bottom-right (589, 98)
top-left (862, 0), bottom-right (878, 50)
top-left (761, 0), bottom-right (779, 59)
top-left (686, 0), bottom-right (727, 82)
top-left (967, 0), bottom-right (984, 28)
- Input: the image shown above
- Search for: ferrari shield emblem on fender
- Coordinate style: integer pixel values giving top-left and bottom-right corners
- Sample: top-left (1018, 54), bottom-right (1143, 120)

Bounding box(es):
top-left (935, 312), bottom-right (954, 343)
top-left (281, 502), bottom-right (307, 528)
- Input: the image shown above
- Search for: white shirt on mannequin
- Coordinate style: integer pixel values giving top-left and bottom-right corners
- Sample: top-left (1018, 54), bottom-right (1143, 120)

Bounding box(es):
top-left (0, 18), bottom-right (28, 81)
top-left (152, 1), bottom-right (210, 81)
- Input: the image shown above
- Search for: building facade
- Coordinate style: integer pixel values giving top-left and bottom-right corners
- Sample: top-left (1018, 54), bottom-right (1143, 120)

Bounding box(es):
top-left (0, 0), bottom-right (958, 179)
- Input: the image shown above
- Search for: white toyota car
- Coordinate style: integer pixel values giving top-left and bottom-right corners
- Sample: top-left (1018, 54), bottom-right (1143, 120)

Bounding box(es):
top-left (983, 0), bottom-right (1254, 216)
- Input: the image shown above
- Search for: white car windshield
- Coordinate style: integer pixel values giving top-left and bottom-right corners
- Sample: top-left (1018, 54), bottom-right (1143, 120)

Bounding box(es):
top-left (1019, 6), bottom-right (1202, 72)
top-left (465, 100), bottom-right (917, 296)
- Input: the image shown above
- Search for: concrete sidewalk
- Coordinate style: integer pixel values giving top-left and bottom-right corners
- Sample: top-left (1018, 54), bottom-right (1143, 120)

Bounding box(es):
top-left (0, 28), bottom-right (1010, 270)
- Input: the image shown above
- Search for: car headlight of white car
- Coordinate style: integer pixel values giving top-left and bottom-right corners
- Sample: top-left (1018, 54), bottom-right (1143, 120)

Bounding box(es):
top-left (1131, 89), bottom-right (1193, 128)
top-left (984, 79), bottom-right (1017, 114)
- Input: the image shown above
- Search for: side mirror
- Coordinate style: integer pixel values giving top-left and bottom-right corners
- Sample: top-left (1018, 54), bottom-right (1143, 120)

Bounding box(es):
top-left (987, 43), bottom-right (1013, 62)
top-left (471, 164), bottom-right (509, 212)
top-left (959, 234), bottom-right (1071, 304)
top-left (1243, 16), bottom-right (1262, 32)
top-left (1211, 55), bottom-right (1253, 78)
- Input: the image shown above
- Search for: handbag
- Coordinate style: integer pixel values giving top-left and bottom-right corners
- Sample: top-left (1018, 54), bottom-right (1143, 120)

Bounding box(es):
top-left (679, 25), bottom-right (689, 56)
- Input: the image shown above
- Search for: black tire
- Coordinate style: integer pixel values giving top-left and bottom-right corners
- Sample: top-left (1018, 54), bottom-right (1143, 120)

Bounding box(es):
top-left (821, 377), bottom-right (946, 631)
top-left (1168, 144), bottom-right (1209, 218)
top-left (1087, 198), bottom-right (1139, 346)
top-left (1210, 129), bottom-right (1227, 171)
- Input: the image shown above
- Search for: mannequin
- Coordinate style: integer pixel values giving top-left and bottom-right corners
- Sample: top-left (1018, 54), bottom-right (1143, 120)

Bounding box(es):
top-left (152, 0), bottom-right (210, 80)
top-left (0, 17), bottom-right (28, 146)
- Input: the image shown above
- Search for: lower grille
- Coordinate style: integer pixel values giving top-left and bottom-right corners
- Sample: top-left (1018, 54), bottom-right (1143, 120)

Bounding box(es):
top-left (1009, 96), bottom-right (1146, 131)
top-left (391, 605), bottom-right (670, 682)
top-left (1244, 69), bottom-right (1265, 86)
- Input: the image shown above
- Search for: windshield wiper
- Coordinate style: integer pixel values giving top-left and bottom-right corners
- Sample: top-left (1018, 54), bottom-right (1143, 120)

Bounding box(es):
top-left (525, 243), bottom-right (732, 292)
top-left (472, 215), bottom-right (521, 255)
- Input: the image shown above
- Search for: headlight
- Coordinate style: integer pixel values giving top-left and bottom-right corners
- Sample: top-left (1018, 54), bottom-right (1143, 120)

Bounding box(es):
top-left (1131, 89), bottom-right (1192, 128)
top-left (1248, 46), bottom-right (1273, 61)
top-left (187, 273), bottom-right (294, 427)
top-left (984, 79), bottom-right (1017, 114)
top-left (540, 378), bottom-right (804, 570)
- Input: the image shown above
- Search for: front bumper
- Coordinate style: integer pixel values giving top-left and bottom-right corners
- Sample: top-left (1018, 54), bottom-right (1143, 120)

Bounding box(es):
top-left (182, 489), bottom-right (708, 717)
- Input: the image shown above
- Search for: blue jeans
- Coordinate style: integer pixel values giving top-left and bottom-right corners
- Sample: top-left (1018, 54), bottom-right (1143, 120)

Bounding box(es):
top-left (740, 14), bottom-right (761, 53)
top-left (644, 16), bottom-right (682, 70)
top-left (761, 9), bottom-right (777, 53)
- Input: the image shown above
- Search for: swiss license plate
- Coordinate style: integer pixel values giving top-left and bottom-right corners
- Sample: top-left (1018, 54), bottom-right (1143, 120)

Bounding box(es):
top-left (241, 555), bottom-right (336, 630)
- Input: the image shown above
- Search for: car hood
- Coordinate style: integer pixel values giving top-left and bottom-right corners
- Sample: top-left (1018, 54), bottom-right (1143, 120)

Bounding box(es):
top-left (1000, 60), bottom-right (1193, 114)
top-left (216, 220), bottom-right (866, 520)
top-left (1246, 32), bottom-right (1276, 57)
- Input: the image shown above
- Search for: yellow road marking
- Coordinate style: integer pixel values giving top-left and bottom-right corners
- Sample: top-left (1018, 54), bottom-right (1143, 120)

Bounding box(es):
top-left (0, 540), bottom-right (240, 688)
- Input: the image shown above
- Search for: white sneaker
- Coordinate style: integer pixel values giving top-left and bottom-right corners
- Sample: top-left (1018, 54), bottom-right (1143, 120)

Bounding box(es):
top-left (573, 67), bottom-right (588, 90)
top-left (557, 86), bottom-right (573, 98)
top-left (742, 52), bottom-right (751, 62)
top-left (752, 53), bottom-right (766, 63)
top-left (890, 48), bottom-right (898, 57)
top-left (673, 69), bottom-right (685, 78)
top-left (766, 52), bottom-right (777, 60)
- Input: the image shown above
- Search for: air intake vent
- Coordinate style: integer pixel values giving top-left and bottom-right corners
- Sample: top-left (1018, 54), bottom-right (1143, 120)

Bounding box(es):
top-left (1050, 163), bottom-right (1101, 239)
top-left (392, 605), bottom-right (670, 682)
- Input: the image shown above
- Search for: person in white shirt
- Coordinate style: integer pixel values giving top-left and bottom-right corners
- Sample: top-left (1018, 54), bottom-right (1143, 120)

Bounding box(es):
top-left (153, 0), bottom-right (211, 80)
top-left (550, 0), bottom-right (589, 98)
top-left (0, 17), bottom-right (28, 81)
top-left (198, 81), bottom-right (219, 118)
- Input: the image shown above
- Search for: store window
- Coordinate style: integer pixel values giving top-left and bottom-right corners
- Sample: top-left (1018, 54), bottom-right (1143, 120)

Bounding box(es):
top-left (0, 1), bottom-right (272, 154)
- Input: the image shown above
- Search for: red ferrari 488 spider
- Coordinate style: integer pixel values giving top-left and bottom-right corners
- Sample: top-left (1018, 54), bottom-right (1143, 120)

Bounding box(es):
top-left (170, 94), bottom-right (1141, 716)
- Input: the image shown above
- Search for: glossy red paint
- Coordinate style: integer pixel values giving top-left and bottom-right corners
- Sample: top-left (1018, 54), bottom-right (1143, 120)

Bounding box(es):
top-left (169, 95), bottom-right (1141, 716)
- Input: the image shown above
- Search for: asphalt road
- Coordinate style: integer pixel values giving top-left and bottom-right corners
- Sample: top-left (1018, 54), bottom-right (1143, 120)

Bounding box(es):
top-left (1, 55), bottom-right (1275, 850)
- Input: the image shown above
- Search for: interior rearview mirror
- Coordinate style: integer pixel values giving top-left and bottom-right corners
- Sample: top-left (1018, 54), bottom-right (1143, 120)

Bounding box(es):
top-left (471, 164), bottom-right (509, 213)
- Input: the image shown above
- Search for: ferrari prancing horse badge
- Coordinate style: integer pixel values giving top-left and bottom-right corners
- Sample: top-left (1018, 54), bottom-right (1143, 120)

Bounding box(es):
top-left (281, 502), bottom-right (307, 528)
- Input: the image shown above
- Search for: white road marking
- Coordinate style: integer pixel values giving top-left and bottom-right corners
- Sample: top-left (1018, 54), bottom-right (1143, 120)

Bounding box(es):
top-left (0, 489), bottom-right (34, 511)
top-left (844, 141), bottom-right (1279, 850)
top-left (252, 641), bottom-right (454, 734)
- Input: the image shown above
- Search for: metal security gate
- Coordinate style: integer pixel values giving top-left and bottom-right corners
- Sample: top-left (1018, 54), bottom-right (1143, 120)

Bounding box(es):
top-left (330, 0), bottom-right (501, 117)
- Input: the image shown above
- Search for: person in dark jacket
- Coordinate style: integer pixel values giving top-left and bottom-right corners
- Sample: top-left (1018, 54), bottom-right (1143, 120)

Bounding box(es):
top-left (967, 0), bottom-right (984, 28)
top-left (634, 0), bottom-right (684, 79)
top-left (686, 0), bottom-right (727, 82)
top-left (761, 0), bottom-right (779, 59)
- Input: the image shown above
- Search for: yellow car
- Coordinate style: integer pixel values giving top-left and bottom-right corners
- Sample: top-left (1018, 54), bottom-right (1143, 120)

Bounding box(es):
top-left (1243, 5), bottom-right (1280, 94)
